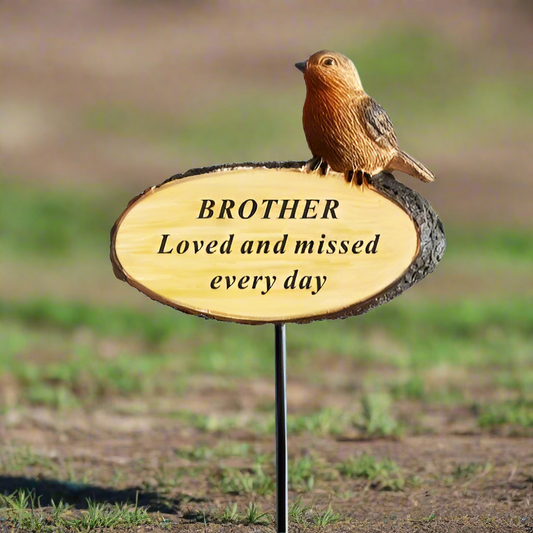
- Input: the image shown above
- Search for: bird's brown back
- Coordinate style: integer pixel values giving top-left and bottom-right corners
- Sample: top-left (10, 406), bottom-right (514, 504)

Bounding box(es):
top-left (301, 51), bottom-right (398, 175)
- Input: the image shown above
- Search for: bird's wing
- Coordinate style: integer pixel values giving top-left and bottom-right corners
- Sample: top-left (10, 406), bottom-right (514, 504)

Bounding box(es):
top-left (361, 97), bottom-right (398, 149)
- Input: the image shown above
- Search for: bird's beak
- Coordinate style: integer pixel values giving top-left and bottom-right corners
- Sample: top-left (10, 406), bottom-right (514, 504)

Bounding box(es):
top-left (295, 61), bottom-right (307, 73)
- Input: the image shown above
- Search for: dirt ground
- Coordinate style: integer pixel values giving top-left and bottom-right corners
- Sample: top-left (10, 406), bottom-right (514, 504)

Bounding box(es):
top-left (1, 380), bottom-right (532, 531)
top-left (2, 418), bottom-right (533, 532)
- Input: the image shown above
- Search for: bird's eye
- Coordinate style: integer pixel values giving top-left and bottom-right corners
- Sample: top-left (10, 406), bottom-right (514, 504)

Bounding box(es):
top-left (323, 57), bottom-right (336, 66)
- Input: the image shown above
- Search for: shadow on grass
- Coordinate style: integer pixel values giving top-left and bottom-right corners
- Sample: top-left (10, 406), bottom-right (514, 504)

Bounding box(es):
top-left (0, 475), bottom-right (204, 513)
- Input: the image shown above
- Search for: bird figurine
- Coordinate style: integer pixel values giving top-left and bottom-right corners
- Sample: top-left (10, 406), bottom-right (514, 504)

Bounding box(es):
top-left (295, 50), bottom-right (435, 189)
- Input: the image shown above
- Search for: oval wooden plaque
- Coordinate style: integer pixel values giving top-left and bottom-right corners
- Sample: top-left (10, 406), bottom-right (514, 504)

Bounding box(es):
top-left (110, 161), bottom-right (445, 324)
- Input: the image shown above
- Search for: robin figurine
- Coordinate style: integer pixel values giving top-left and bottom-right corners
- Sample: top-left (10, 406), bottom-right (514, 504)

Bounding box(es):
top-left (296, 50), bottom-right (435, 188)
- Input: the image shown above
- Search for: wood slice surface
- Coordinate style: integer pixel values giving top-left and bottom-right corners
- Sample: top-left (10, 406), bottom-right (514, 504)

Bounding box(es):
top-left (110, 161), bottom-right (446, 324)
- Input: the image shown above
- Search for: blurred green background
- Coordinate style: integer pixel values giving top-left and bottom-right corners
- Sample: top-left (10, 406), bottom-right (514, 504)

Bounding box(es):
top-left (0, 1), bottom-right (532, 425)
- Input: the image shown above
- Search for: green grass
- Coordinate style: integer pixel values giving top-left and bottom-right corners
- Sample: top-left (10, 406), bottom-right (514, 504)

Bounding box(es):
top-left (171, 411), bottom-right (241, 432)
top-left (171, 409), bottom-right (349, 437)
top-left (242, 502), bottom-right (270, 525)
top-left (289, 498), bottom-right (311, 524)
top-left (0, 333), bottom-right (190, 406)
top-left (445, 226), bottom-right (533, 266)
top-left (292, 298), bottom-right (533, 370)
top-left (0, 179), bottom-right (126, 260)
top-left (390, 375), bottom-right (426, 400)
top-left (0, 489), bottom-right (49, 532)
top-left (0, 297), bottom-right (200, 344)
top-left (1, 295), bottom-right (532, 409)
top-left (216, 502), bottom-right (271, 525)
top-left (477, 400), bottom-right (533, 430)
top-left (220, 503), bottom-right (240, 523)
top-left (0, 446), bottom-right (58, 475)
top-left (216, 464), bottom-right (275, 496)
top-left (217, 501), bottom-right (343, 527)
top-left (496, 370), bottom-right (533, 395)
top-left (252, 406), bottom-right (392, 438)
top-left (288, 500), bottom-right (342, 527)
top-left (288, 456), bottom-right (320, 493)
top-left (356, 392), bottom-right (402, 437)
top-left (175, 441), bottom-right (251, 461)
top-left (287, 408), bottom-right (348, 436)
top-left (389, 376), bottom-right (465, 406)
top-left (143, 463), bottom-right (187, 494)
top-left (337, 454), bottom-right (406, 491)
top-left (2, 296), bottom-right (532, 358)
top-left (71, 497), bottom-right (151, 529)
top-left (0, 447), bottom-right (103, 490)
top-left (0, 489), bottom-right (151, 532)
top-left (452, 462), bottom-right (492, 480)
top-left (313, 505), bottom-right (342, 526)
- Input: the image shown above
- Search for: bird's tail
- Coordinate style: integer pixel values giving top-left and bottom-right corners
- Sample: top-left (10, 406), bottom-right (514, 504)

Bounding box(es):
top-left (388, 150), bottom-right (435, 183)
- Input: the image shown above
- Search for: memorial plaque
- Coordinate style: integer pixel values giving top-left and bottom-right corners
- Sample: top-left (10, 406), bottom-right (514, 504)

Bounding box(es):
top-left (111, 162), bottom-right (444, 324)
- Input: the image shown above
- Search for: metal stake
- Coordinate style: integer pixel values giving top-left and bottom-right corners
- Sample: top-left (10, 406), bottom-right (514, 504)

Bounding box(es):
top-left (275, 323), bottom-right (288, 533)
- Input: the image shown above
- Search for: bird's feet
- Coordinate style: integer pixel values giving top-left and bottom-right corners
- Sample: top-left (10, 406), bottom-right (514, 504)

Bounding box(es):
top-left (345, 170), bottom-right (372, 191)
top-left (318, 159), bottom-right (330, 176)
top-left (304, 156), bottom-right (330, 176)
